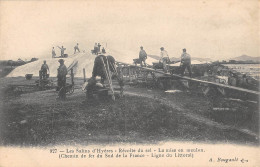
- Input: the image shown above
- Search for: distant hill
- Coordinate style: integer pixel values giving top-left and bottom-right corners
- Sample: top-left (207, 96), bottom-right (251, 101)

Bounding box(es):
top-left (228, 55), bottom-right (260, 62)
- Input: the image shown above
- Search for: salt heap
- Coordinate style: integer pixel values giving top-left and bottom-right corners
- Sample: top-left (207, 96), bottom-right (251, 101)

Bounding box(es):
top-left (7, 52), bottom-right (96, 78)
top-left (7, 49), bottom-right (160, 78)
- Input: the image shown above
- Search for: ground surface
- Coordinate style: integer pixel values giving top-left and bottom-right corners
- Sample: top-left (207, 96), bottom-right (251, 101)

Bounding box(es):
top-left (0, 77), bottom-right (258, 146)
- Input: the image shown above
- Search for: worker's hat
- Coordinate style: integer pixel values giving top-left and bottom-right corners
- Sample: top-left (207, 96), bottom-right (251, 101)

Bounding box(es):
top-left (160, 47), bottom-right (164, 50)
top-left (58, 59), bottom-right (64, 63)
top-left (140, 46), bottom-right (143, 48)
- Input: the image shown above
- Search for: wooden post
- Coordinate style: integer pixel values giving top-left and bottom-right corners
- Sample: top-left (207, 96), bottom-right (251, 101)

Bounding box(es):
top-left (128, 67), bottom-right (131, 82)
top-left (71, 68), bottom-right (74, 85)
top-left (39, 70), bottom-right (42, 87)
top-left (83, 68), bottom-right (86, 82)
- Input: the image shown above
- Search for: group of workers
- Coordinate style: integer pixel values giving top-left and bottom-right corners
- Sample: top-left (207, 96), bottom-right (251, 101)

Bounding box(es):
top-left (41, 55), bottom-right (116, 101)
top-left (52, 43), bottom-right (81, 58)
top-left (93, 43), bottom-right (106, 55)
top-left (51, 42), bottom-right (108, 58)
top-left (139, 46), bottom-right (192, 77)
top-left (52, 46), bottom-right (66, 58)
top-left (43, 44), bottom-right (192, 100)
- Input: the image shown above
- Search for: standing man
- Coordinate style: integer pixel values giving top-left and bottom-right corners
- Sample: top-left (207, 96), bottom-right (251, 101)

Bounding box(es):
top-left (98, 43), bottom-right (101, 53)
top-left (160, 47), bottom-right (169, 72)
top-left (94, 43), bottom-right (98, 55)
top-left (52, 47), bottom-right (56, 58)
top-left (139, 46), bottom-right (147, 67)
top-left (74, 43), bottom-right (80, 54)
top-left (57, 59), bottom-right (67, 100)
top-left (41, 60), bottom-right (49, 79)
top-left (57, 46), bottom-right (66, 57)
top-left (180, 48), bottom-right (192, 77)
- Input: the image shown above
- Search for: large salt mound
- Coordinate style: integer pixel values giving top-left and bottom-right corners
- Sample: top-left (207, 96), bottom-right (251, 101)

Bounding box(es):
top-left (7, 49), bottom-right (159, 78)
top-left (7, 52), bottom-right (96, 78)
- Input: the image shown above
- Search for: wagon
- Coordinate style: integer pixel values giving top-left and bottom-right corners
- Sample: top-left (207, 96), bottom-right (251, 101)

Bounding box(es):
top-left (25, 74), bottom-right (33, 80)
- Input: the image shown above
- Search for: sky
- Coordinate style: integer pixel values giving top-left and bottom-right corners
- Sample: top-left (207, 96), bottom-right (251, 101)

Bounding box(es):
top-left (0, 0), bottom-right (259, 61)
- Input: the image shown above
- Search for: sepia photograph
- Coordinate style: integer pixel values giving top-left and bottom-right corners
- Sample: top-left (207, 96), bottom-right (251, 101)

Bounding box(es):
top-left (0, 0), bottom-right (259, 166)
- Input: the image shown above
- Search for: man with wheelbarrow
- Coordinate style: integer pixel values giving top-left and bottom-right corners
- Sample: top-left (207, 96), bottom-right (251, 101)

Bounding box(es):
top-left (57, 59), bottom-right (67, 100)
top-left (139, 46), bottom-right (147, 67)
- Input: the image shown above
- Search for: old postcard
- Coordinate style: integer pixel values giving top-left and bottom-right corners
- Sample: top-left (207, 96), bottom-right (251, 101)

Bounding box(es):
top-left (0, 0), bottom-right (259, 166)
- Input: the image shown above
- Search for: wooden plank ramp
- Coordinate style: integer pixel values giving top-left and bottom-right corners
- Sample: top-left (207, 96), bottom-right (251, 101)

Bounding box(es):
top-left (117, 61), bottom-right (260, 96)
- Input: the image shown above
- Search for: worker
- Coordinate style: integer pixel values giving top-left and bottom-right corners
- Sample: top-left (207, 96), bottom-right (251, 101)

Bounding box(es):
top-left (57, 59), bottom-right (68, 100)
top-left (57, 46), bottom-right (66, 57)
top-left (52, 47), bottom-right (56, 58)
top-left (41, 60), bottom-right (49, 79)
top-left (160, 47), bottom-right (169, 72)
top-left (139, 46), bottom-right (147, 67)
top-left (85, 77), bottom-right (99, 100)
top-left (94, 43), bottom-right (98, 55)
top-left (85, 77), bottom-right (113, 103)
top-left (92, 55), bottom-right (115, 84)
top-left (74, 43), bottom-right (80, 54)
top-left (102, 47), bottom-right (106, 54)
top-left (98, 43), bottom-right (101, 53)
top-left (180, 48), bottom-right (192, 77)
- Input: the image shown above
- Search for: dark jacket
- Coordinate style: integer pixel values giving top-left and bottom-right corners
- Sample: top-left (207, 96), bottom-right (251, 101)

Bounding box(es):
top-left (57, 64), bottom-right (67, 78)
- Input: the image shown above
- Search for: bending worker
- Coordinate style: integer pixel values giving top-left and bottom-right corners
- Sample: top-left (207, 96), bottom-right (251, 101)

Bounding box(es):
top-left (94, 43), bottom-right (98, 55)
top-left (160, 47), bottom-right (169, 73)
top-left (180, 48), bottom-right (192, 77)
top-left (139, 46), bottom-right (147, 67)
top-left (57, 59), bottom-right (67, 100)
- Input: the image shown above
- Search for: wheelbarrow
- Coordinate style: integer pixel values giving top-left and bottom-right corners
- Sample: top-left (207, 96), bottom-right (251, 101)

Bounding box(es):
top-left (25, 74), bottom-right (33, 80)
